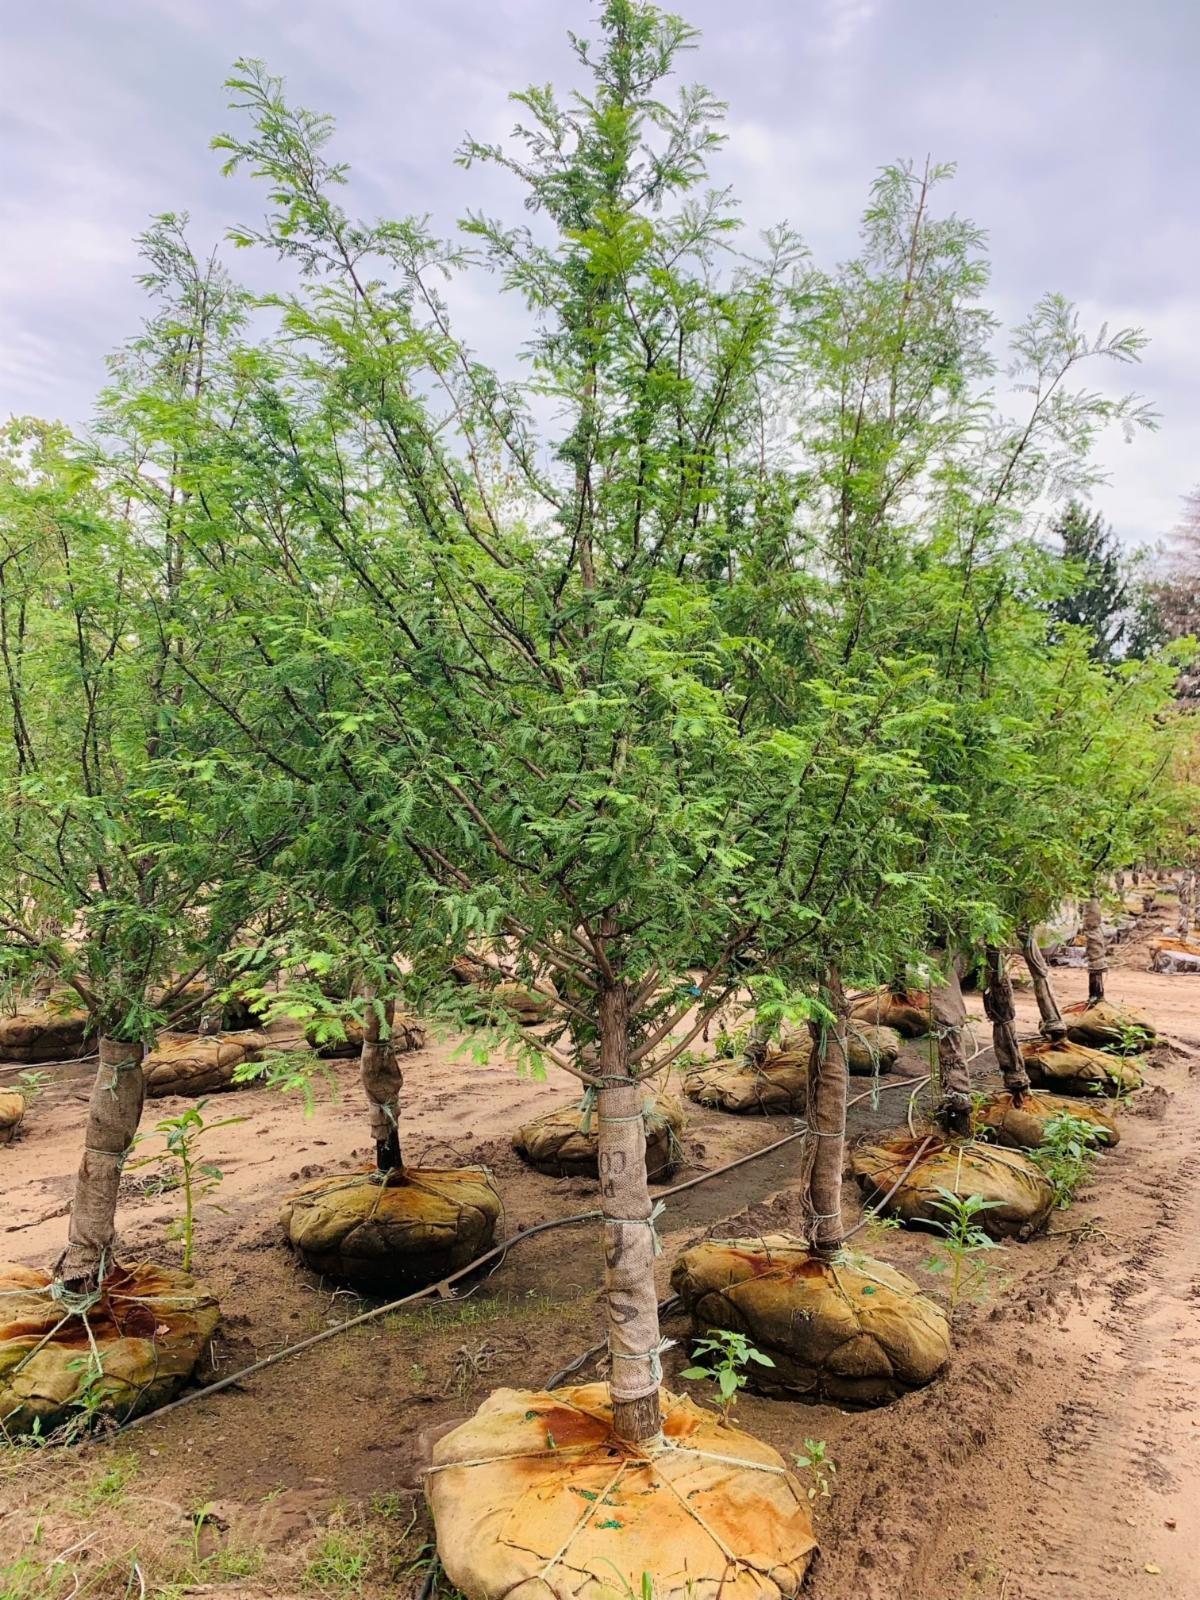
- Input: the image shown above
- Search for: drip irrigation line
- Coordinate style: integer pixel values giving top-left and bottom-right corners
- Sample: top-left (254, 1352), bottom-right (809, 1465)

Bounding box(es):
top-left (97, 1068), bottom-right (932, 1439)
top-left (0, 1053), bottom-right (98, 1080)
top-left (106, 1210), bottom-right (603, 1438)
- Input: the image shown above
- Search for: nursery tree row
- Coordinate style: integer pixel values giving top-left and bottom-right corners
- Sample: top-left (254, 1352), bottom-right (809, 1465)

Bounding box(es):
top-left (0, 0), bottom-right (1191, 1454)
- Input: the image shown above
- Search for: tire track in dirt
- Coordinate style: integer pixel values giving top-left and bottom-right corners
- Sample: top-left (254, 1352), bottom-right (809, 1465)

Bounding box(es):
top-left (805, 1042), bottom-right (1200, 1600)
top-left (1005, 1135), bottom-right (1200, 1599)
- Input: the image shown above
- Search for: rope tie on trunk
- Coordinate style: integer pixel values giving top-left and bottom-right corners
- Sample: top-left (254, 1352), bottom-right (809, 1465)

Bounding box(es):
top-left (609, 1335), bottom-right (676, 1385)
top-left (581, 1085), bottom-right (665, 1134)
top-left (606, 1199), bottom-right (666, 1255)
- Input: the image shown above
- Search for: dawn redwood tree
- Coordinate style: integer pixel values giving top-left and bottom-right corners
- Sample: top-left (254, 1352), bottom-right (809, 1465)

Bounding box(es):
top-left (208, 4), bottom-right (956, 1442)
top-left (0, 228), bottom-right (277, 1291)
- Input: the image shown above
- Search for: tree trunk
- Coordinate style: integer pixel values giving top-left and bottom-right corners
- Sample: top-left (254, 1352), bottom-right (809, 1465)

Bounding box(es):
top-left (983, 948), bottom-right (1031, 1104)
top-left (803, 967), bottom-right (848, 1259)
top-left (57, 1038), bottom-right (145, 1290)
top-left (1178, 871), bottom-right (1194, 942)
top-left (596, 980), bottom-right (662, 1445)
top-left (931, 959), bottom-right (972, 1136)
top-left (1083, 896), bottom-right (1107, 1006)
top-left (361, 988), bottom-right (402, 1172)
top-left (198, 962), bottom-right (222, 1037)
top-left (744, 1015), bottom-right (772, 1069)
top-left (1018, 926), bottom-right (1068, 1039)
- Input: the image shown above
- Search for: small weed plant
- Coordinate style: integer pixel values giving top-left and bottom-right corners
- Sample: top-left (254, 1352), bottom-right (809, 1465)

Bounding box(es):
top-left (15, 1070), bottom-right (49, 1104)
top-left (793, 1438), bottom-right (837, 1502)
top-left (130, 1100), bottom-right (244, 1270)
top-left (713, 1025), bottom-right (750, 1060)
top-left (681, 1328), bottom-right (774, 1421)
top-left (71, 1451), bottom-right (138, 1511)
top-left (1088, 1072), bottom-right (1136, 1111)
top-left (923, 1188), bottom-right (1003, 1311)
top-left (304, 1528), bottom-right (374, 1592)
top-left (1109, 1019), bottom-right (1153, 1056)
top-left (1030, 1111), bottom-right (1104, 1207)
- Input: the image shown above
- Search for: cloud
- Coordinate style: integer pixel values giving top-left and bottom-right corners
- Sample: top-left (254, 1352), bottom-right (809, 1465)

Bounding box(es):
top-left (0, 0), bottom-right (1195, 541)
top-left (815, 0), bottom-right (880, 58)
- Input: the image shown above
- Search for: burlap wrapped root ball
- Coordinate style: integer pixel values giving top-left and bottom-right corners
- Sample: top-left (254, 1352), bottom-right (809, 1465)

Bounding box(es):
top-left (848, 989), bottom-right (931, 1039)
top-left (974, 1090), bottom-right (1119, 1150)
top-left (0, 1262), bottom-right (219, 1436)
top-left (850, 1132), bottom-right (1055, 1239)
top-left (427, 1381), bottom-right (816, 1600)
top-left (0, 1004), bottom-right (93, 1063)
top-left (281, 1166), bottom-right (501, 1291)
top-left (671, 1234), bottom-right (950, 1406)
top-left (304, 1012), bottom-right (427, 1059)
top-left (1149, 937), bottom-right (1200, 975)
top-left (142, 1030), bottom-right (274, 1097)
top-left (1062, 1000), bottom-right (1156, 1050)
top-left (450, 955), bottom-right (559, 1025)
top-left (683, 1051), bottom-right (807, 1115)
top-left (0, 1090), bottom-right (25, 1145)
top-left (1021, 1038), bottom-right (1142, 1097)
top-left (846, 1022), bottom-right (902, 1076)
top-left (512, 1097), bottom-right (685, 1180)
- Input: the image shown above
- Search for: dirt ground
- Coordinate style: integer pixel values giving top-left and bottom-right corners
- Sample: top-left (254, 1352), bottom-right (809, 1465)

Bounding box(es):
top-left (2, 911), bottom-right (1198, 1600)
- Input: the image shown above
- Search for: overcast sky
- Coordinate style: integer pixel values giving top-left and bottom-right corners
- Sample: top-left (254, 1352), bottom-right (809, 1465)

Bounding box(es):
top-left (3, 0), bottom-right (1196, 545)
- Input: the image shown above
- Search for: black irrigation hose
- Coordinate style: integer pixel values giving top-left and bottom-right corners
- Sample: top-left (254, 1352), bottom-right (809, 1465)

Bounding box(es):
top-left (108, 1211), bottom-right (603, 1437)
top-left (104, 1071), bottom-right (930, 1437)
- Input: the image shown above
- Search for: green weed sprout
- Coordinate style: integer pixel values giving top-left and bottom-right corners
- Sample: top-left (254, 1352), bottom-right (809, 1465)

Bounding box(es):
top-left (792, 1438), bottom-right (837, 1502)
top-left (923, 1187), bottom-right (1003, 1310)
top-left (15, 1070), bottom-right (49, 1104)
top-left (1030, 1111), bottom-right (1104, 1207)
top-left (1110, 1019), bottom-right (1153, 1056)
top-left (131, 1101), bottom-right (245, 1270)
top-left (680, 1328), bottom-right (774, 1422)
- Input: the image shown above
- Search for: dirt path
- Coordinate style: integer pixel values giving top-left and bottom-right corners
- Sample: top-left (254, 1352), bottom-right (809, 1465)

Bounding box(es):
top-left (2, 936), bottom-right (1199, 1600)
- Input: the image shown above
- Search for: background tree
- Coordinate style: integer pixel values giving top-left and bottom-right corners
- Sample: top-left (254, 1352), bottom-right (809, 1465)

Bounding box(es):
top-left (0, 226), bottom-right (279, 1291)
top-left (1133, 485), bottom-right (1200, 695)
top-left (1049, 499), bottom-right (1136, 662)
top-left (777, 156), bottom-right (1164, 1126)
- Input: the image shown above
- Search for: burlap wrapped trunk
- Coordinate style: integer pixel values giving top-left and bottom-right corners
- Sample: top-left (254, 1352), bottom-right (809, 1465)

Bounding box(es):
top-left (671, 1234), bottom-right (950, 1406)
top-left (427, 1381), bottom-right (816, 1600)
top-left (305, 1013), bottom-right (427, 1059)
top-left (281, 1166), bottom-right (501, 1291)
top-left (0, 1004), bottom-right (93, 1063)
top-left (974, 1090), bottom-right (1119, 1150)
top-left (512, 1097), bottom-right (684, 1180)
top-left (850, 1132), bottom-right (1056, 1239)
top-left (0, 1262), bottom-right (219, 1436)
top-left (0, 1090), bottom-right (25, 1145)
top-left (1021, 1038), bottom-right (1143, 1097)
top-left (142, 1030), bottom-right (275, 1097)
top-left (1061, 999), bottom-right (1156, 1048)
top-left (683, 1052), bottom-right (806, 1115)
top-left (848, 989), bottom-right (932, 1038)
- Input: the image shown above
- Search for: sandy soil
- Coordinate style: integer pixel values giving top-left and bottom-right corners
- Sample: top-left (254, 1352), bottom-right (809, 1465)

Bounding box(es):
top-left (1, 915), bottom-right (1198, 1600)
